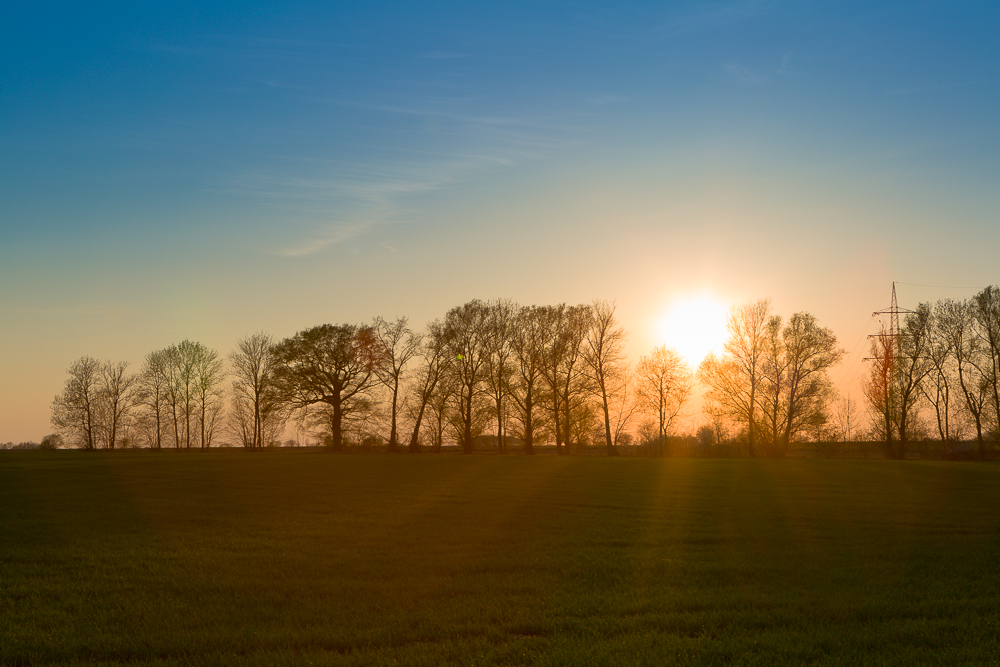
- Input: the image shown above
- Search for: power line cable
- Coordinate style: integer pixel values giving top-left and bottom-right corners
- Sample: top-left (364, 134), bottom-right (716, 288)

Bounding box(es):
top-left (894, 282), bottom-right (980, 290)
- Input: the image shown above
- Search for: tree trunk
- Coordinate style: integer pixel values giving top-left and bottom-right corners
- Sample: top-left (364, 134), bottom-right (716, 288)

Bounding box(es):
top-left (408, 404), bottom-right (426, 453)
top-left (524, 391), bottom-right (534, 455)
top-left (387, 381), bottom-right (400, 453)
top-left (552, 397), bottom-right (563, 455)
top-left (463, 391), bottom-right (474, 454)
top-left (602, 390), bottom-right (615, 456)
top-left (496, 395), bottom-right (504, 453)
top-left (329, 392), bottom-right (343, 451)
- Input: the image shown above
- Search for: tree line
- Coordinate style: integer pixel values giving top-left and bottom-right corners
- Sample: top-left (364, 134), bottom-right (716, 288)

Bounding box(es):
top-left (44, 296), bottom-right (864, 456)
top-left (50, 300), bottom-right (685, 454)
top-left (862, 286), bottom-right (1000, 459)
top-left (62, 290), bottom-right (1000, 458)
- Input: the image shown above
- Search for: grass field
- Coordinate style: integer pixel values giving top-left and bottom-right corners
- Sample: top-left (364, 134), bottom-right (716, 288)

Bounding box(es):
top-left (3, 451), bottom-right (1000, 666)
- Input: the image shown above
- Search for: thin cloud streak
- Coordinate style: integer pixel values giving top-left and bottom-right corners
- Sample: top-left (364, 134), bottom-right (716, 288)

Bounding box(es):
top-left (654, 0), bottom-right (774, 39)
top-left (273, 222), bottom-right (373, 257)
top-left (218, 104), bottom-right (593, 256)
top-left (887, 78), bottom-right (1000, 96)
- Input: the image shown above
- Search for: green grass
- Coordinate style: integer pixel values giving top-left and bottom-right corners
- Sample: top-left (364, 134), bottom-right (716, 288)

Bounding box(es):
top-left (3, 451), bottom-right (1000, 666)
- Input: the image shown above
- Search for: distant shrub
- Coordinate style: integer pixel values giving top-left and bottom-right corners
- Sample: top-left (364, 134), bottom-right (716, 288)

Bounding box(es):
top-left (39, 434), bottom-right (63, 451)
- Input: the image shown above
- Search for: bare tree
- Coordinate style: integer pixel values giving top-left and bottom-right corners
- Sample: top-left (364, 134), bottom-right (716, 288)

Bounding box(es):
top-left (832, 395), bottom-right (860, 443)
top-left (581, 300), bottom-right (628, 456)
top-left (159, 340), bottom-right (205, 449)
top-left (407, 320), bottom-right (451, 453)
top-left (775, 312), bottom-right (844, 453)
top-left (273, 324), bottom-right (384, 451)
top-left (483, 299), bottom-right (518, 453)
top-left (192, 344), bottom-right (226, 448)
top-left (864, 304), bottom-right (934, 459)
top-left (425, 371), bottom-right (457, 452)
top-left (758, 315), bottom-right (790, 450)
top-left (863, 323), bottom-right (896, 451)
top-left (972, 285), bottom-right (1000, 437)
top-left (608, 367), bottom-right (639, 449)
top-left (229, 332), bottom-right (285, 449)
top-left (543, 304), bottom-right (591, 455)
top-left (443, 300), bottom-right (492, 454)
top-left (138, 349), bottom-right (173, 449)
top-left (51, 357), bottom-right (139, 450)
top-left (885, 304), bottom-right (933, 457)
top-left (936, 298), bottom-right (992, 457)
top-left (921, 309), bottom-right (957, 447)
top-left (51, 356), bottom-right (102, 450)
top-left (635, 345), bottom-right (693, 444)
top-left (510, 305), bottom-right (555, 454)
top-left (161, 345), bottom-right (184, 449)
top-left (373, 316), bottom-right (420, 453)
top-left (698, 299), bottom-right (771, 457)
top-left (100, 360), bottom-right (140, 449)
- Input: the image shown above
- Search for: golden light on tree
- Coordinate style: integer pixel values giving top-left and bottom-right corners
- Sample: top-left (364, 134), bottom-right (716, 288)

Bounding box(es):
top-left (654, 293), bottom-right (730, 367)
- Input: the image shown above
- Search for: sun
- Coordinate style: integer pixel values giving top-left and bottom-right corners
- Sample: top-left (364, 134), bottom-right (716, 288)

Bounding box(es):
top-left (654, 293), bottom-right (730, 368)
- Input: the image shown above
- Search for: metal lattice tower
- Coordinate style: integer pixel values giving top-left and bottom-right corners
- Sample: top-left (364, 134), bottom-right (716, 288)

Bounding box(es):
top-left (869, 282), bottom-right (914, 359)
top-left (865, 282), bottom-right (915, 448)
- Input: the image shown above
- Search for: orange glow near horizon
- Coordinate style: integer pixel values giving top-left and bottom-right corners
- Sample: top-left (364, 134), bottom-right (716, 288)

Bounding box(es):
top-left (654, 293), bottom-right (730, 369)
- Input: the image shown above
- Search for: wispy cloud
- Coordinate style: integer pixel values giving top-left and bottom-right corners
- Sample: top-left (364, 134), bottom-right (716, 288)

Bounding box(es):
top-left (655, 0), bottom-right (774, 38)
top-left (887, 77), bottom-right (1000, 96)
top-left (218, 101), bottom-right (591, 257)
top-left (145, 32), bottom-right (600, 257)
top-left (723, 62), bottom-right (768, 86)
top-left (420, 50), bottom-right (468, 60)
top-left (221, 145), bottom-right (529, 256)
top-left (274, 221), bottom-right (374, 257)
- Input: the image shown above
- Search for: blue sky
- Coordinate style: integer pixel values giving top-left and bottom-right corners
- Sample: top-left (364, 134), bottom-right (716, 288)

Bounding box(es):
top-left (2, 1), bottom-right (999, 441)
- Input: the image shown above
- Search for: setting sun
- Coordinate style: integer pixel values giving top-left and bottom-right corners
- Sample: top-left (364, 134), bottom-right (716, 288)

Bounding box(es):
top-left (655, 293), bottom-right (730, 368)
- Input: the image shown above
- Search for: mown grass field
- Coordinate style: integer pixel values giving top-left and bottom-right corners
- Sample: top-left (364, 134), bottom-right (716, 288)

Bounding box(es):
top-left (3, 451), bottom-right (1000, 666)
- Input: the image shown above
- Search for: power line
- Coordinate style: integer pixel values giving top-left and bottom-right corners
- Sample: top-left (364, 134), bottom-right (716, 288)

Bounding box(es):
top-left (894, 281), bottom-right (980, 290)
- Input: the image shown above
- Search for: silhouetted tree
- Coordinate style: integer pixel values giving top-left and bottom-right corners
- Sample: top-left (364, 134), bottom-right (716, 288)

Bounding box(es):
top-left (374, 316), bottom-right (420, 453)
top-left (51, 356), bottom-right (139, 449)
top-left (190, 344), bottom-right (226, 449)
top-left (543, 303), bottom-right (591, 454)
top-left (582, 300), bottom-right (628, 456)
top-left (229, 332), bottom-right (285, 449)
top-left (922, 308), bottom-right (958, 447)
top-left (39, 434), bottom-right (63, 450)
top-left (138, 349), bottom-right (172, 449)
top-left (407, 320), bottom-right (451, 453)
top-left (863, 323), bottom-right (896, 451)
top-left (483, 299), bottom-right (518, 453)
top-left (443, 300), bottom-right (492, 453)
top-left (426, 370), bottom-right (456, 452)
top-left (635, 345), bottom-right (692, 444)
top-left (832, 395), bottom-right (860, 444)
top-left (893, 304), bottom-right (934, 457)
top-left (760, 312), bottom-right (844, 455)
top-left (51, 356), bottom-right (102, 450)
top-left (100, 360), bottom-right (140, 450)
top-left (608, 367), bottom-right (639, 449)
top-left (510, 305), bottom-right (554, 454)
top-left (698, 299), bottom-right (771, 457)
top-left (273, 324), bottom-right (384, 451)
top-left (972, 285), bottom-right (1000, 437)
top-left (936, 298), bottom-right (992, 457)
top-left (158, 340), bottom-right (207, 449)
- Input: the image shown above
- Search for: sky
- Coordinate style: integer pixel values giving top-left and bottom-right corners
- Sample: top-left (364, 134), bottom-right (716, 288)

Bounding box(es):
top-left (2, 1), bottom-right (999, 443)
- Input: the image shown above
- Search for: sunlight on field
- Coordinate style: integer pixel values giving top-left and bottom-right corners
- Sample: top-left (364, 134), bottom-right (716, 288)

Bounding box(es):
top-left (655, 293), bottom-right (730, 367)
top-left (5, 453), bottom-right (1000, 665)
